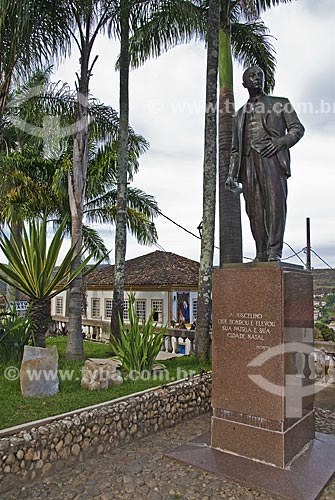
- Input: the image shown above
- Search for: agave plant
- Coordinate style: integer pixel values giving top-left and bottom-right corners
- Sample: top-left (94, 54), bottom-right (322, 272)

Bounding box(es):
top-left (110, 292), bottom-right (165, 374)
top-left (0, 216), bottom-right (97, 347)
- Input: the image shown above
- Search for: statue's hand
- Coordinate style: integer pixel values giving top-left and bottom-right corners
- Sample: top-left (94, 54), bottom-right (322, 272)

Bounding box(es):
top-left (225, 176), bottom-right (234, 190)
top-left (263, 137), bottom-right (287, 157)
top-left (225, 176), bottom-right (243, 194)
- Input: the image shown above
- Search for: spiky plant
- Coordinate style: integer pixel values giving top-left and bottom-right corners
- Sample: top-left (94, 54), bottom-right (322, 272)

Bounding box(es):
top-left (0, 216), bottom-right (96, 347)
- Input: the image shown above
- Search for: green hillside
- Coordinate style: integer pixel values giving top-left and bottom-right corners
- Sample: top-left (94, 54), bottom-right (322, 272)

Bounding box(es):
top-left (313, 269), bottom-right (335, 295)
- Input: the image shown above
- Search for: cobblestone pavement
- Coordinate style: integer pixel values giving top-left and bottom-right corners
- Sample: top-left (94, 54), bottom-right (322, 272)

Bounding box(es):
top-left (2, 409), bottom-right (335, 500)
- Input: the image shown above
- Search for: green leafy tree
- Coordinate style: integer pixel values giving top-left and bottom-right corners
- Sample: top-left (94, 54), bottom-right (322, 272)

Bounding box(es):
top-left (0, 216), bottom-right (96, 347)
top-left (317, 293), bottom-right (335, 324)
top-left (315, 321), bottom-right (335, 342)
top-left (45, 0), bottom-right (161, 358)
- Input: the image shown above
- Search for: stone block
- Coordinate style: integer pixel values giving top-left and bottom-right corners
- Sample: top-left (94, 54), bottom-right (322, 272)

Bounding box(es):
top-left (20, 345), bottom-right (59, 398)
top-left (81, 359), bottom-right (123, 390)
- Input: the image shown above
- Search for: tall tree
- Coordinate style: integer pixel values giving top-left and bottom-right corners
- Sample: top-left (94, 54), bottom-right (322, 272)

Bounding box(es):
top-left (63, 0), bottom-right (164, 358)
top-left (110, 0), bottom-right (207, 338)
top-left (195, 0), bottom-right (220, 360)
top-left (0, 69), bottom-right (159, 354)
top-left (126, 0), bottom-right (291, 357)
top-left (0, 0), bottom-right (71, 300)
top-left (110, 0), bottom-right (130, 339)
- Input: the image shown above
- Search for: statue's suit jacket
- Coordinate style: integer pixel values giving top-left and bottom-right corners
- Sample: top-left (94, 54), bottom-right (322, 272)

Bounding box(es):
top-left (230, 94), bottom-right (304, 181)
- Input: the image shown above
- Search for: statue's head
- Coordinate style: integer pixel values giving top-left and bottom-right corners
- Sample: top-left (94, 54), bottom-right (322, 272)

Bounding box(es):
top-left (242, 66), bottom-right (265, 93)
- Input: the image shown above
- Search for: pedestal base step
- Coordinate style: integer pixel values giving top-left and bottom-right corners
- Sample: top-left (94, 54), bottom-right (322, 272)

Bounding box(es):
top-left (166, 432), bottom-right (335, 500)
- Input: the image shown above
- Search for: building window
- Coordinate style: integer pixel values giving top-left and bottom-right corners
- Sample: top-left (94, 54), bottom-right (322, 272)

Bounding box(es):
top-left (91, 298), bottom-right (101, 318)
top-left (151, 299), bottom-right (163, 322)
top-left (56, 297), bottom-right (63, 315)
top-left (135, 299), bottom-right (146, 321)
top-left (104, 299), bottom-right (113, 319)
top-left (104, 298), bottom-right (129, 320)
top-left (192, 299), bottom-right (198, 321)
top-left (123, 299), bottom-right (129, 321)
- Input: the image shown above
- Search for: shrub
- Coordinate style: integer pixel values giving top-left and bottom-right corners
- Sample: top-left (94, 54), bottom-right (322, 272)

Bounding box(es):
top-left (110, 293), bottom-right (165, 373)
top-left (315, 321), bottom-right (335, 342)
top-left (0, 301), bottom-right (35, 362)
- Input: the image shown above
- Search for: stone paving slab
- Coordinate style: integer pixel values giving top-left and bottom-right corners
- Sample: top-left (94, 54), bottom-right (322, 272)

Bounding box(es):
top-left (1, 410), bottom-right (335, 500)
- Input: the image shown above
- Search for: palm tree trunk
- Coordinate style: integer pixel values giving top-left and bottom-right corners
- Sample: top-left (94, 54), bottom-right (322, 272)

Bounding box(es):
top-left (218, 4), bottom-right (242, 265)
top-left (65, 42), bottom-right (90, 360)
top-left (111, 0), bottom-right (130, 340)
top-left (0, 72), bottom-right (14, 148)
top-left (29, 298), bottom-right (52, 348)
top-left (195, 0), bottom-right (220, 361)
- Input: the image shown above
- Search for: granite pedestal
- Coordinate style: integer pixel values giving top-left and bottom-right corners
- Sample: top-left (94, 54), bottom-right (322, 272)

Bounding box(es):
top-left (167, 263), bottom-right (335, 500)
top-left (211, 263), bottom-right (314, 467)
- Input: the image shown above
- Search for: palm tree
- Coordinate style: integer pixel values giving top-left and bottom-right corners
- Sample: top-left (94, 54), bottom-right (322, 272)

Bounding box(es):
top-left (0, 0), bottom-right (71, 140)
top-left (110, 0), bottom-right (207, 338)
top-left (195, 0), bottom-right (220, 361)
top-left (0, 70), bottom-right (160, 356)
top-left (127, 0), bottom-right (291, 266)
top-left (40, 0), bottom-right (123, 359)
top-left (1, 70), bottom-right (157, 241)
top-left (0, 217), bottom-right (94, 347)
top-left (126, 0), bottom-right (292, 358)
top-left (110, 0), bottom-right (131, 340)
top-left (218, 0), bottom-right (289, 265)
top-left (0, 4), bottom-right (70, 299)
top-left (58, 0), bottom-right (160, 358)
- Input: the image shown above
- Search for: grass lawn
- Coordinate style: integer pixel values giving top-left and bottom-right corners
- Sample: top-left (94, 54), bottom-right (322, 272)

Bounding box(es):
top-left (0, 337), bottom-right (211, 431)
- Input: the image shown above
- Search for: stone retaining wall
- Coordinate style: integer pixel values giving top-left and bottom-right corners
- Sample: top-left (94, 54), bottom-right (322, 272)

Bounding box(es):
top-left (0, 373), bottom-right (211, 493)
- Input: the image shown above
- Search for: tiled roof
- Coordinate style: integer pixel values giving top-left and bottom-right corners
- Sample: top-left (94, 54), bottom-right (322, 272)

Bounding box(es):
top-left (86, 251), bottom-right (199, 288)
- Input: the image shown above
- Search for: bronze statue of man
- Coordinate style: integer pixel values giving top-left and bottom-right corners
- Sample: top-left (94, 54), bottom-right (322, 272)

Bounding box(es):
top-left (226, 66), bottom-right (304, 262)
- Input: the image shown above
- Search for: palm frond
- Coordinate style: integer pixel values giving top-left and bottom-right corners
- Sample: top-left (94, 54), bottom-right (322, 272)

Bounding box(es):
top-left (84, 203), bottom-right (158, 246)
top-left (255, 0), bottom-right (294, 14)
top-left (231, 21), bottom-right (276, 92)
top-left (125, 208), bottom-right (158, 245)
top-left (84, 185), bottom-right (159, 220)
top-left (236, 0), bottom-right (293, 20)
top-left (121, 0), bottom-right (206, 69)
top-left (82, 224), bottom-right (110, 263)
top-left (0, 0), bottom-right (72, 92)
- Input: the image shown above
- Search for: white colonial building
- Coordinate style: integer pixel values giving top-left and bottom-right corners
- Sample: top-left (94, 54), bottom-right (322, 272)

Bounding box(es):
top-left (51, 251), bottom-right (199, 329)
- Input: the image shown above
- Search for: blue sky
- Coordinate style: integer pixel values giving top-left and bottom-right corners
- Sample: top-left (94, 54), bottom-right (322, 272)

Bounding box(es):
top-left (51, 1), bottom-right (335, 269)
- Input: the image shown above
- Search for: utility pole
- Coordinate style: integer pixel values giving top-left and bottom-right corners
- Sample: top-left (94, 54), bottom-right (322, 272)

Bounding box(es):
top-left (306, 217), bottom-right (311, 271)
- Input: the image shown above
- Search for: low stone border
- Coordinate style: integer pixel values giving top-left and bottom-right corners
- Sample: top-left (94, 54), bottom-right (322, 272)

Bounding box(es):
top-left (0, 373), bottom-right (212, 493)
